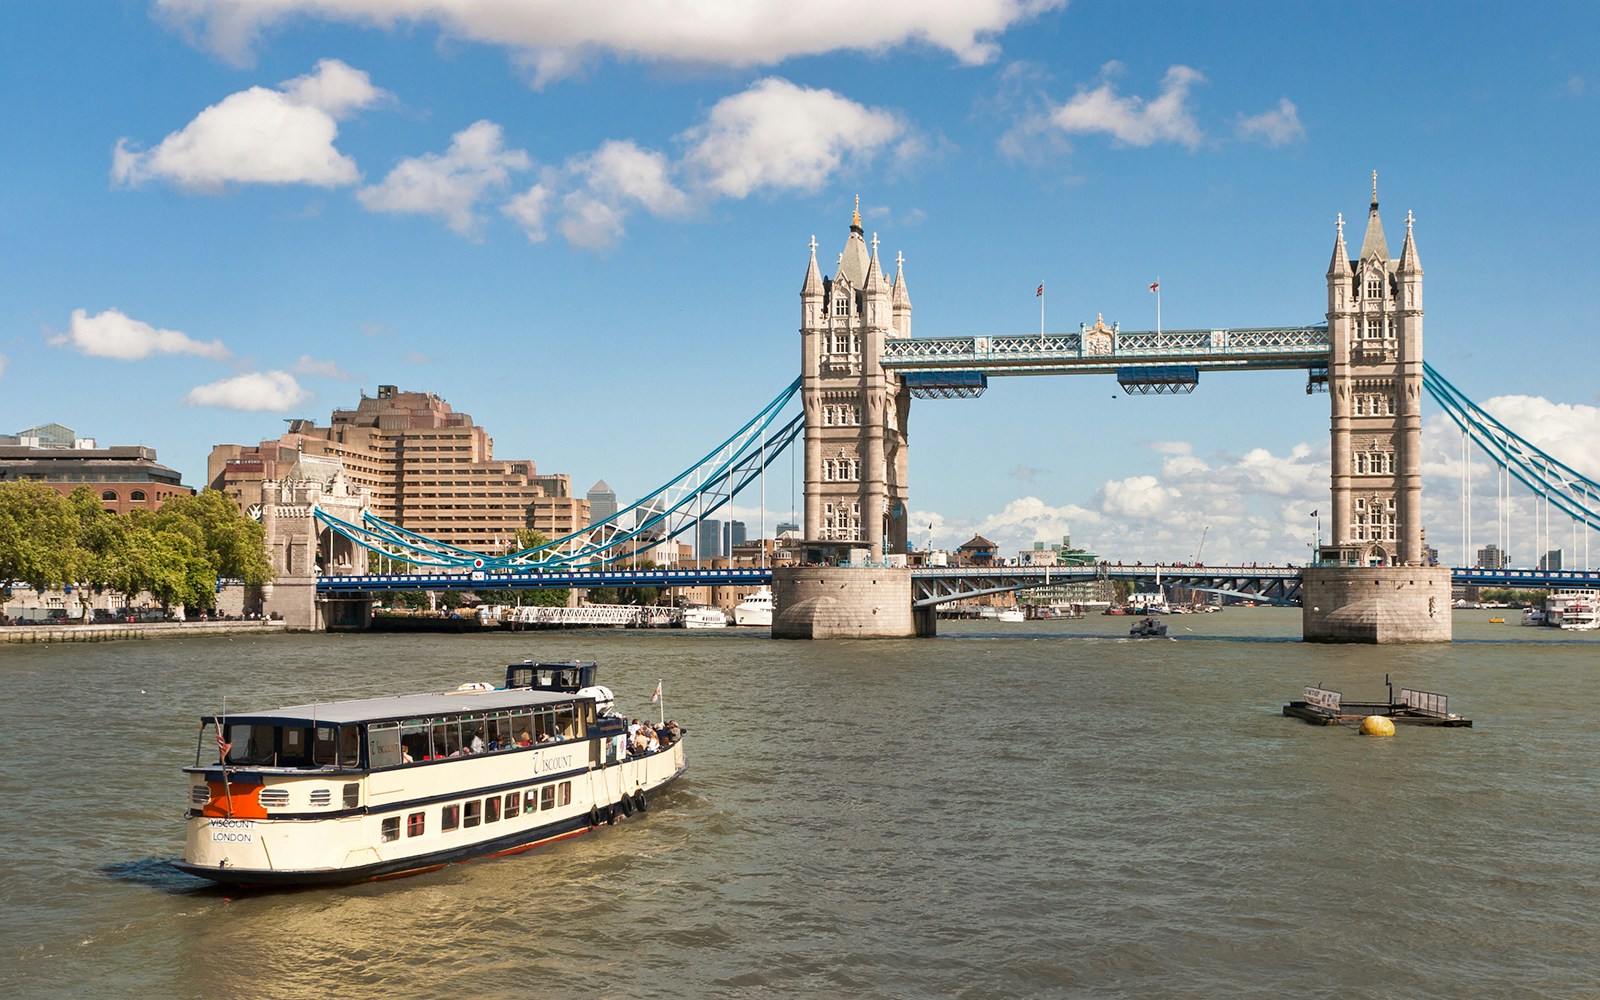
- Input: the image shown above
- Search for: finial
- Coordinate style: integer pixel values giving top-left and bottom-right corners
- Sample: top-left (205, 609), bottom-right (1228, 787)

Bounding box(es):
top-left (1405, 209), bottom-right (1415, 232)
top-left (808, 234), bottom-right (817, 256)
top-left (1371, 170), bottom-right (1378, 205)
top-left (895, 250), bottom-right (905, 270)
top-left (852, 195), bottom-right (861, 229)
top-left (1336, 212), bottom-right (1344, 236)
top-left (870, 232), bottom-right (879, 255)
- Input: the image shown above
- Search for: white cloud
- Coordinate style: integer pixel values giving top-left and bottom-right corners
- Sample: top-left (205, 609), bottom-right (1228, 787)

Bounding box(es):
top-left (111, 59), bottom-right (385, 190)
top-left (50, 308), bottom-right (230, 361)
top-left (1050, 63), bottom-right (1206, 149)
top-left (558, 191), bottom-right (628, 251)
top-left (358, 121), bottom-right (531, 237)
top-left (681, 78), bottom-right (908, 198)
top-left (155, 0), bottom-right (1065, 79)
top-left (503, 182), bottom-right (553, 243)
top-left (1236, 98), bottom-right (1305, 147)
top-left (974, 496), bottom-right (1100, 550)
top-left (184, 371), bottom-right (310, 411)
top-left (293, 355), bottom-right (351, 379)
top-left (549, 140), bottom-right (690, 249)
top-left (1097, 474), bottom-right (1181, 519)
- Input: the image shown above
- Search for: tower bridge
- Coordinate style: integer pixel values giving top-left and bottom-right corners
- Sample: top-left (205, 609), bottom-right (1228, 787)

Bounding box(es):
top-left (274, 178), bottom-right (1599, 641)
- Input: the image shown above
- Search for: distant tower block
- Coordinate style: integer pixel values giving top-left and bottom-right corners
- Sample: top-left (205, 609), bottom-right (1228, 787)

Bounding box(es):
top-left (1304, 174), bottom-right (1450, 643)
top-left (797, 197), bottom-right (912, 558)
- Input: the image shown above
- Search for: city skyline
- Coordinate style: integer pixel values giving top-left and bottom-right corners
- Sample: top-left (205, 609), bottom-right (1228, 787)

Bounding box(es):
top-left (4, 2), bottom-right (1599, 566)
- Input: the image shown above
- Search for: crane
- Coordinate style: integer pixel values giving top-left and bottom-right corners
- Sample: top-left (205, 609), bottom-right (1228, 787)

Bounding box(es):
top-left (1194, 525), bottom-right (1210, 564)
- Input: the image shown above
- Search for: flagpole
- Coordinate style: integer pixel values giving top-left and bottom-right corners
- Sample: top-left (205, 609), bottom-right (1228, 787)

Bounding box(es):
top-left (1154, 277), bottom-right (1161, 335)
top-left (657, 678), bottom-right (665, 726)
top-left (1038, 282), bottom-right (1045, 341)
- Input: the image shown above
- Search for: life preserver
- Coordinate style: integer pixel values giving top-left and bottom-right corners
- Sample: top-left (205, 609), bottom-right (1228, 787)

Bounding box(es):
top-left (588, 806), bottom-right (601, 827)
top-left (633, 790), bottom-right (648, 813)
top-left (618, 795), bottom-right (635, 817)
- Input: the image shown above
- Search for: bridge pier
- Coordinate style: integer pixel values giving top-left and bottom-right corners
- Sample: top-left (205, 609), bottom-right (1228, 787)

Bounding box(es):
top-left (1301, 565), bottom-right (1451, 643)
top-left (772, 565), bottom-right (932, 639)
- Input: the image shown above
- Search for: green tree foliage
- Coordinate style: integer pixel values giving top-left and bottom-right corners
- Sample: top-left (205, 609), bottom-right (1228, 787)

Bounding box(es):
top-left (0, 482), bottom-right (271, 610)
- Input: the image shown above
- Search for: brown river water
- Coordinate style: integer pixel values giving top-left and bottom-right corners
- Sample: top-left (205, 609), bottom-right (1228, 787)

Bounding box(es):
top-left (1, 610), bottom-right (1596, 999)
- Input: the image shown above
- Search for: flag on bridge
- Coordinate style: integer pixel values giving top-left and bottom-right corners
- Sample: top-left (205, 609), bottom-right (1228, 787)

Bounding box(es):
top-left (1149, 280), bottom-right (1160, 293)
top-left (1036, 283), bottom-right (1044, 297)
top-left (1310, 510), bottom-right (1319, 517)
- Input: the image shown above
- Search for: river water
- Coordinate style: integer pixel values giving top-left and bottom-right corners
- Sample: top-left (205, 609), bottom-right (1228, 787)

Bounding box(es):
top-left (2, 611), bottom-right (1596, 999)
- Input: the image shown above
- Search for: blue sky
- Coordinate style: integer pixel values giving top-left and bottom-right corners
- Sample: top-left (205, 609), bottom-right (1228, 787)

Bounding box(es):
top-left (3, 1), bottom-right (1598, 567)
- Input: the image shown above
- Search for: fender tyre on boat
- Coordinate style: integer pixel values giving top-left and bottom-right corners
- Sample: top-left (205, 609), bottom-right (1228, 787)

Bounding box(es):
top-left (588, 806), bottom-right (602, 827)
top-left (633, 790), bottom-right (648, 813)
top-left (618, 794), bottom-right (635, 817)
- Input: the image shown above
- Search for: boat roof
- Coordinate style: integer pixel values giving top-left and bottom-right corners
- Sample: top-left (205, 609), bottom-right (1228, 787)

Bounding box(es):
top-left (205, 686), bottom-right (583, 727)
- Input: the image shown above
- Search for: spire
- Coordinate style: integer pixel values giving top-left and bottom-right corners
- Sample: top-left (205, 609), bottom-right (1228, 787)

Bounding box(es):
top-left (851, 194), bottom-right (862, 232)
top-left (1398, 210), bottom-right (1422, 273)
top-left (837, 201), bottom-right (869, 287)
top-left (1327, 212), bottom-right (1350, 276)
top-left (863, 232), bottom-right (886, 291)
top-left (892, 249), bottom-right (911, 306)
top-left (1359, 170), bottom-right (1388, 260)
top-left (801, 233), bottom-right (823, 296)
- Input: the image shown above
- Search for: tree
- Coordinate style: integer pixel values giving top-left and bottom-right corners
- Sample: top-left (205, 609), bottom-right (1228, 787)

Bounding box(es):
top-left (0, 482), bottom-right (84, 592)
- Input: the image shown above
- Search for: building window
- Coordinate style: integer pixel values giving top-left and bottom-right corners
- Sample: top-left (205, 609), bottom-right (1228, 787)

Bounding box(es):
top-left (833, 297), bottom-right (848, 317)
top-left (101, 490), bottom-right (117, 501)
top-left (130, 490), bottom-right (146, 502)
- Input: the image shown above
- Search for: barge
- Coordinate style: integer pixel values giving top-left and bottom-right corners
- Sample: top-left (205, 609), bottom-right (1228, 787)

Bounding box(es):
top-left (1282, 676), bottom-right (1472, 727)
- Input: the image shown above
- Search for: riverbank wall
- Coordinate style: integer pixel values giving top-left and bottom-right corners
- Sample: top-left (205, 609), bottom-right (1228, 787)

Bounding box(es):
top-left (0, 620), bottom-right (287, 644)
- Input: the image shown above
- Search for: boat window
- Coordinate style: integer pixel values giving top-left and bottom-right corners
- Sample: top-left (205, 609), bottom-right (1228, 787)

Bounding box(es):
top-left (339, 726), bottom-right (361, 767)
top-left (486, 797), bottom-right (501, 823)
top-left (313, 726), bottom-right (338, 765)
top-left (408, 812), bottom-right (425, 837)
top-left (503, 792), bottom-right (519, 817)
top-left (343, 783), bottom-right (359, 808)
top-left (381, 817), bottom-right (400, 842)
top-left (540, 785), bottom-right (555, 811)
top-left (277, 726), bottom-right (311, 767)
top-left (490, 714), bottom-right (514, 750)
top-left (557, 782), bottom-right (571, 806)
top-left (524, 789), bottom-right (538, 813)
top-left (442, 805), bottom-right (460, 832)
top-left (433, 719), bottom-right (461, 757)
top-left (464, 800), bottom-right (482, 828)
top-left (367, 723), bottom-right (402, 769)
top-left (222, 723), bottom-right (277, 766)
top-left (399, 720), bottom-right (430, 762)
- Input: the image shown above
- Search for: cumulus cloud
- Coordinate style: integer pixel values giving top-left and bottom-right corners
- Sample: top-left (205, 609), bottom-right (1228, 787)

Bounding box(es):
top-left (1050, 63), bottom-right (1206, 149)
top-left (184, 371), bottom-right (310, 410)
top-left (503, 182), bottom-right (553, 243)
top-left (293, 355), bottom-right (351, 379)
top-left (112, 59), bottom-right (385, 190)
top-left (51, 308), bottom-right (230, 361)
top-left (1236, 98), bottom-right (1305, 147)
top-left (358, 121), bottom-right (531, 237)
top-left (1097, 474), bottom-right (1181, 519)
top-left (682, 78), bottom-right (908, 198)
top-left (552, 140), bottom-right (689, 249)
top-left (155, 0), bottom-right (1065, 79)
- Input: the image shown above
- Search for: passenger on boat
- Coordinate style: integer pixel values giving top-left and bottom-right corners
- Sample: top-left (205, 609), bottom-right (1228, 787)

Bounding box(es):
top-left (517, 730), bottom-right (532, 746)
top-left (469, 729), bottom-right (486, 754)
top-left (401, 746), bottom-right (414, 763)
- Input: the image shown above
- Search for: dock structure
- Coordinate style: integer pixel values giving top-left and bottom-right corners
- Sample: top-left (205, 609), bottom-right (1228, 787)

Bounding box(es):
top-left (1282, 680), bottom-right (1472, 727)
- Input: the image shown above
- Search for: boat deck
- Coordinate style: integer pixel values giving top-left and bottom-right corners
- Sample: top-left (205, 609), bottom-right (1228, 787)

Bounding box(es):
top-left (1282, 700), bottom-right (1473, 727)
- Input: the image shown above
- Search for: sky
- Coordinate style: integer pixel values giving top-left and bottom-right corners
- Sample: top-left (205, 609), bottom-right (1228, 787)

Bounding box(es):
top-left (4, 0), bottom-right (1600, 568)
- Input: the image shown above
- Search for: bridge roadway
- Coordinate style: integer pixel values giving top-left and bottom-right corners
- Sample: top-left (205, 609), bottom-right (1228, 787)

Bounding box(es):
top-left (317, 563), bottom-right (1600, 605)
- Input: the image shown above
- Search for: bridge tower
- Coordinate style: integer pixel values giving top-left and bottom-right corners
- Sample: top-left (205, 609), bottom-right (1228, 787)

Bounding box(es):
top-left (775, 199), bottom-right (926, 638)
top-left (1304, 174), bottom-right (1450, 642)
top-left (797, 198), bottom-right (912, 558)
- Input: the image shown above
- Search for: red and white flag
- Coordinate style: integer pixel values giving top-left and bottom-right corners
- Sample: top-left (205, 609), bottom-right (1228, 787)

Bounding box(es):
top-left (216, 723), bottom-right (232, 759)
top-left (1036, 283), bottom-right (1044, 297)
top-left (1148, 280), bottom-right (1160, 293)
top-left (651, 680), bottom-right (662, 704)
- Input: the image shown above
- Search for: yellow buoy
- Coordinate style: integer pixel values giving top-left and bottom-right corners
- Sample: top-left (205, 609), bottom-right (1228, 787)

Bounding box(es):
top-left (1360, 715), bottom-right (1396, 737)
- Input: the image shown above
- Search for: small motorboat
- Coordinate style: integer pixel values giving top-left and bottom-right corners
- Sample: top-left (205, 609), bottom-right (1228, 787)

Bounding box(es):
top-left (1129, 617), bottom-right (1167, 638)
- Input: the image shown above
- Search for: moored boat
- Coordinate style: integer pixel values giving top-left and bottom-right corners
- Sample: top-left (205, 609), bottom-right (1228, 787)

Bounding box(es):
top-left (174, 660), bottom-right (686, 888)
top-left (996, 607), bottom-right (1026, 623)
top-left (679, 606), bottom-right (728, 628)
top-left (732, 588), bottom-right (774, 627)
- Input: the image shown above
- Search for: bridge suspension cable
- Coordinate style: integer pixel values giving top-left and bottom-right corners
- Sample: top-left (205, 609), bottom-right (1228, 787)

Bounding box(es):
top-left (1422, 364), bottom-right (1600, 546)
top-left (315, 378), bottom-right (803, 571)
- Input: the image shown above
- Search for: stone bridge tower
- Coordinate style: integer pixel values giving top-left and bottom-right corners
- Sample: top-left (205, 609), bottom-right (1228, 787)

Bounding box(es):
top-left (261, 457), bottom-right (371, 630)
top-left (1304, 174), bottom-right (1450, 642)
top-left (798, 199), bottom-right (912, 559)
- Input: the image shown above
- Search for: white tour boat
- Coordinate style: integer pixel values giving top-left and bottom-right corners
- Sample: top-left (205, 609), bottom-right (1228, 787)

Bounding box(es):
top-left (733, 587), bottom-right (775, 627)
top-left (174, 660), bottom-right (687, 888)
top-left (679, 606), bottom-right (728, 629)
top-left (1544, 589), bottom-right (1600, 629)
top-left (996, 607), bottom-right (1026, 623)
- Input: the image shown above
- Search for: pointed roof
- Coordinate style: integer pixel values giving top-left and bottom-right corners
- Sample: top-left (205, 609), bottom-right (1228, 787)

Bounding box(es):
top-left (837, 195), bottom-right (869, 288)
top-left (1398, 210), bottom-right (1422, 273)
top-left (892, 250), bottom-right (911, 307)
top-left (1359, 170), bottom-right (1388, 261)
top-left (587, 479), bottom-right (614, 496)
top-left (801, 234), bottom-right (823, 296)
top-left (863, 232), bottom-right (887, 293)
top-left (1327, 213), bottom-right (1351, 277)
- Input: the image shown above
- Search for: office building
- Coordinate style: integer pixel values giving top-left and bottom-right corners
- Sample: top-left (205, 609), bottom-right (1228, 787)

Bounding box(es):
top-left (0, 423), bottom-right (192, 514)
